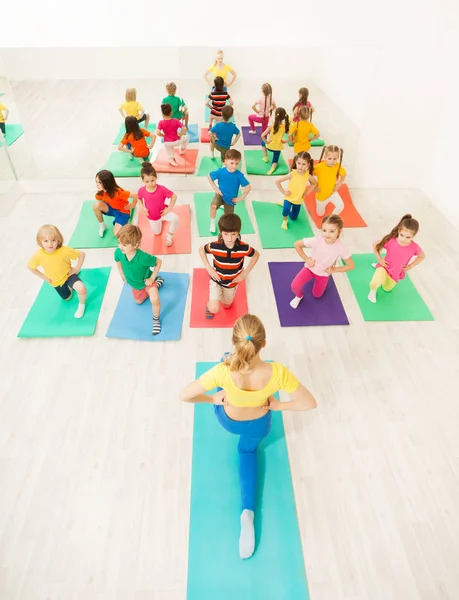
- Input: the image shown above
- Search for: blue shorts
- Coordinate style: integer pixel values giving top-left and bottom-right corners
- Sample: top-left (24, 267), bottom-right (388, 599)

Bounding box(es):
top-left (54, 273), bottom-right (81, 299)
top-left (104, 204), bottom-right (131, 226)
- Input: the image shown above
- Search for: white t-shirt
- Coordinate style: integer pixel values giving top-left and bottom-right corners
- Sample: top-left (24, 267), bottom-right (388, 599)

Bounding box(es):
top-left (302, 236), bottom-right (351, 277)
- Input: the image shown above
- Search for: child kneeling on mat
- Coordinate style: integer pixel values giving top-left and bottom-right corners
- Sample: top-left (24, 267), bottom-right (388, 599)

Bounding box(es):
top-left (119, 88), bottom-right (150, 128)
top-left (290, 215), bottom-right (354, 308)
top-left (260, 107), bottom-right (289, 175)
top-left (156, 103), bottom-right (190, 167)
top-left (368, 214), bottom-right (425, 303)
top-left (209, 105), bottom-right (240, 162)
top-left (305, 145), bottom-right (346, 216)
top-left (137, 162), bottom-right (178, 248)
top-left (115, 225), bottom-right (164, 335)
top-left (199, 214), bottom-right (259, 319)
top-left (94, 170), bottom-right (137, 237)
top-left (162, 82), bottom-right (189, 128)
top-left (27, 224), bottom-right (87, 319)
top-left (0, 101), bottom-right (9, 136)
top-left (118, 116), bottom-right (155, 163)
top-left (207, 148), bottom-right (251, 234)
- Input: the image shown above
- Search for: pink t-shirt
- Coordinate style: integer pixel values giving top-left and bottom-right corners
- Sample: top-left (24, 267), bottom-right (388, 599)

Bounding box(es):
top-left (157, 118), bottom-right (182, 142)
top-left (257, 95), bottom-right (275, 118)
top-left (302, 236), bottom-right (351, 277)
top-left (379, 237), bottom-right (422, 282)
top-left (137, 184), bottom-right (173, 221)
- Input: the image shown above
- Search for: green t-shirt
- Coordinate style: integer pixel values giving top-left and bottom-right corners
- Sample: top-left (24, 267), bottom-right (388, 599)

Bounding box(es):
top-left (162, 95), bottom-right (185, 120)
top-left (114, 248), bottom-right (157, 290)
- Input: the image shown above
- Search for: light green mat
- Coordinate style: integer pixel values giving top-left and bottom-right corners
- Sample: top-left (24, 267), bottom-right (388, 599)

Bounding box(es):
top-left (68, 200), bottom-right (133, 248)
top-left (197, 156), bottom-right (242, 177)
top-left (102, 152), bottom-right (147, 177)
top-left (112, 122), bottom-right (157, 145)
top-left (347, 254), bottom-right (434, 322)
top-left (0, 124), bottom-right (24, 147)
top-left (194, 192), bottom-right (255, 237)
top-left (252, 201), bottom-right (313, 249)
top-left (187, 362), bottom-right (309, 600)
top-left (284, 133), bottom-right (325, 147)
top-left (18, 267), bottom-right (111, 338)
top-left (244, 150), bottom-right (289, 176)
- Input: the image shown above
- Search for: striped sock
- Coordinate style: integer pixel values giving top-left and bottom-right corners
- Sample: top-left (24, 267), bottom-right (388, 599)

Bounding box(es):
top-left (155, 276), bottom-right (164, 289)
top-left (152, 316), bottom-right (161, 336)
top-left (205, 306), bottom-right (214, 319)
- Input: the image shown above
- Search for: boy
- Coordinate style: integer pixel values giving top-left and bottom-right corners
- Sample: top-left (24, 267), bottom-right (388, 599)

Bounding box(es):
top-left (162, 82), bottom-right (189, 128)
top-left (115, 224), bottom-right (164, 335)
top-left (207, 148), bottom-right (251, 233)
top-left (199, 214), bottom-right (259, 319)
top-left (209, 105), bottom-right (240, 162)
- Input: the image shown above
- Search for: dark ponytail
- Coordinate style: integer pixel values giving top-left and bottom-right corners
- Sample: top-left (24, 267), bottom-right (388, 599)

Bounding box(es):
top-left (376, 214), bottom-right (419, 253)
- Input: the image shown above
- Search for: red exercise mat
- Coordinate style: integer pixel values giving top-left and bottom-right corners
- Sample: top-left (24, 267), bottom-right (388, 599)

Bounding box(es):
top-left (200, 128), bottom-right (211, 143)
top-left (304, 184), bottom-right (367, 228)
top-left (138, 205), bottom-right (192, 255)
top-left (152, 148), bottom-right (198, 174)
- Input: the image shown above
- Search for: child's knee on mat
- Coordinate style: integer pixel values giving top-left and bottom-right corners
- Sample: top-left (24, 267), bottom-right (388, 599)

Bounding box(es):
top-left (208, 300), bottom-right (220, 314)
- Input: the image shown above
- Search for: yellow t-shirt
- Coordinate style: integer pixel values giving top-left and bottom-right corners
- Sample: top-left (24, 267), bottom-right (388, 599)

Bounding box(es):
top-left (290, 121), bottom-right (319, 153)
top-left (120, 101), bottom-right (143, 117)
top-left (313, 162), bottom-right (346, 201)
top-left (28, 246), bottom-right (81, 287)
top-left (286, 170), bottom-right (310, 205)
top-left (0, 102), bottom-right (7, 123)
top-left (208, 63), bottom-right (233, 82)
top-left (267, 123), bottom-right (286, 151)
top-left (199, 361), bottom-right (300, 408)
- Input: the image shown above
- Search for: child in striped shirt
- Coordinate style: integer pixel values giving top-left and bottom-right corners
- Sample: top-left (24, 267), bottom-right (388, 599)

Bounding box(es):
top-left (199, 213), bottom-right (259, 319)
top-left (206, 76), bottom-right (233, 129)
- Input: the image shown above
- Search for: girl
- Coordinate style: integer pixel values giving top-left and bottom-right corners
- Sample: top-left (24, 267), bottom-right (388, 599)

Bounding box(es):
top-left (288, 107), bottom-right (320, 154)
top-left (290, 215), bottom-right (354, 307)
top-left (0, 100), bottom-right (9, 135)
top-left (137, 162), bottom-right (179, 247)
top-left (206, 77), bottom-right (233, 129)
top-left (307, 145), bottom-right (346, 216)
top-left (292, 87), bottom-right (315, 122)
top-left (27, 224), bottom-right (87, 319)
top-left (93, 170), bottom-right (137, 237)
top-left (156, 103), bottom-right (190, 167)
top-left (247, 83), bottom-right (276, 134)
top-left (275, 152), bottom-right (317, 230)
top-left (119, 88), bottom-right (150, 127)
top-left (203, 49), bottom-right (237, 88)
top-left (260, 107), bottom-right (289, 176)
top-left (199, 213), bottom-right (259, 319)
top-left (368, 214), bottom-right (425, 303)
top-left (118, 116), bottom-right (155, 163)
top-left (180, 313), bottom-right (317, 559)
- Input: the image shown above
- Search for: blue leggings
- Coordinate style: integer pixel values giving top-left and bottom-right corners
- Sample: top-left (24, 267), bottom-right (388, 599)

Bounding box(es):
top-left (282, 200), bottom-right (301, 220)
top-left (261, 140), bottom-right (281, 164)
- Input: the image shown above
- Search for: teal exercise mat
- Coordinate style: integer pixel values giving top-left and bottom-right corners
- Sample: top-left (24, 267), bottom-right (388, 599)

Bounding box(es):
top-left (102, 152), bottom-right (146, 177)
top-left (18, 267), bottom-right (111, 338)
top-left (346, 253), bottom-right (434, 322)
top-left (112, 122), bottom-right (157, 145)
top-left (0, 124), bottom-right (24, 147)
top-left (193, 192), bottom-right (255, 237)
top-left (244, 150), bottom-right (289, 176)
top-left (68, 200), bottom-right (133, 248)
top-left (187, 362), bottom-right (310, 600)
top-left (252, 201), bottom-right (313, 249)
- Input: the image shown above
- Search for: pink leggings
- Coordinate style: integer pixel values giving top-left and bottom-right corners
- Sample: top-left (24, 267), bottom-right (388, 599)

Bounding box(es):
top-left (291, 267), bottom-right (329, 299)
top-left (248, 114), bottom-right (269, 132)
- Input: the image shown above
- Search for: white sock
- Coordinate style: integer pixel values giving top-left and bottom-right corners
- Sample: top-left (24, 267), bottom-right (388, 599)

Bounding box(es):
top-left (74, 303), bottom-right (85, 319)
top-left (210, 149), bottom-right (215, 158)
top-left (368, 290), bottom-right (377, 303)
top-left (290, 296), bottom-right (302, 309)
top-left (239, 509), bottom-right (255, 560)
top-left (165, 233), bottom-right (173, 247)
top-left (371, 262), bottom-right (377, 268)
top-left (210, 218), bottom-right (216, 233)
top-left (99, 222), bottom-right (107, 237)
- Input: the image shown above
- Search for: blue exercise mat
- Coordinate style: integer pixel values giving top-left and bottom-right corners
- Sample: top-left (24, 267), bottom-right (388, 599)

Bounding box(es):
top-left (160, 123), bottom-right (198, 144)
top-left (106, 272), bottom-right (189, 341)
top-left (187, 362), bottom-right (310, 600)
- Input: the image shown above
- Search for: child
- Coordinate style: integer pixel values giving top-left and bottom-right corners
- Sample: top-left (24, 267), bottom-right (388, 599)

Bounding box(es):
top-left (260, 107), bottom-right (289, 175)
top-left (207, 149), bottom-right (251, 233)
top-left (114, 224), bottom-right (164, 335)
top-left (209, 105), bottom-right (241, 162)
top-left (203, 50), bottom-right (237, 88)
top-left (137, 162), bottom-right (179, 247)
top-left (0, 101), bottom-right (9, 135)
top-left (156, 103), bottom-right (190, 167)
top-left (290, 215), bottom-right (354, 307)
top-left (94, 170), bottom-right (137, 237)
top-left (199, 213), bottom-right (259, 318)
top-left (118, 116), bottom-right (155, 163)
top-left (288, 107), bottom-right (320, 154)
top-left (162, 82), bottom-right (189, 127)
top-left (368, 214), bottom-right (425, 303)
top-left (275, 152), bottom-right (317, 230)
top-left (248, 83), bottom-right (276, 134)
top-left (307, 145), bottom-right (346, 216)
top-left (206, 76), bottom-right (233, 129)
top-left (119, 88), bottom-right (150, 127)
top-left (292, 87), bottom-right (315, 122)
top-left (27, 224), bottom-right (87, 319)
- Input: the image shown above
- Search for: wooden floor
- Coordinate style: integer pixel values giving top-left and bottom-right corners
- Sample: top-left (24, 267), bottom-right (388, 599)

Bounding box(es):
top-left (0, 79), bottom-right (459, 600)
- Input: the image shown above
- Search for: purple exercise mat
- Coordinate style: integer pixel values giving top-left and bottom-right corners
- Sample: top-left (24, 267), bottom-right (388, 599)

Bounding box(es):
top-left (269, 262), bottom-right (350, 327)
top-left (242, 126), bottom-right (263, 146)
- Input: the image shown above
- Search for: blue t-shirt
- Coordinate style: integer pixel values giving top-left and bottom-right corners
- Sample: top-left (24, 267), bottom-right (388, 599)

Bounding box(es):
top-left (209, 168), bottom-right (250, 205)
top-left (210, 122), bottom-right (240, 149)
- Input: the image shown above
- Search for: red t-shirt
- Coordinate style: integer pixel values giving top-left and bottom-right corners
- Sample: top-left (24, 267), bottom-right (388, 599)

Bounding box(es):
top-left (95, 188), bottom-right (131, 214)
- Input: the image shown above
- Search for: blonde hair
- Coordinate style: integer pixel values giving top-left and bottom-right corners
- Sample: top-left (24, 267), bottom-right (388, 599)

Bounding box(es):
top-left (224, 314), bottom-right (266, 372)
top-left (166, 82), bottom-right (177, 95)
top-left (36, 224), bottom-right (64, 249)
top-left (214, 49), bottom-right (224, 65)
top-left (125, 88), bottom-right (137, 102)
top-left (116, 224), bottom-right (142, 247)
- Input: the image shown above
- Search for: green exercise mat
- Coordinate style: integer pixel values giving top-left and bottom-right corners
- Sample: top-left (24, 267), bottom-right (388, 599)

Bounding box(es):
top-left (102, 152), bottom-right (146, 177)
top-left (196, 156), bottom-right (242, 177)
top-left (18, 267), bottom-right (111, 338)
top-left (187, 362), bottom-right (309, 600)
top-left (0, 124), bottom-right (24, 147)
top-left (284, 133), bottom-right (325, 148)
top-left (68, 200), bottom-right (133, 248)
top-left (252, 201), bottom-right (313, 249)
top-left (346, 254), bottom-right (434, 322)
top-left (194, 192), bottom-right (255, 237)
top-left (113, 122), bottom-right (157, 145)
top-left (244, 150), bottom-right (289, 176)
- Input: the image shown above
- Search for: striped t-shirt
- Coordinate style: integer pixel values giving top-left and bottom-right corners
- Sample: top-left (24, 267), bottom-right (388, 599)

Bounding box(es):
top-left (208, 91), bottom-right (231, 117)
top-left (204, 240), bottom-right (256, 288)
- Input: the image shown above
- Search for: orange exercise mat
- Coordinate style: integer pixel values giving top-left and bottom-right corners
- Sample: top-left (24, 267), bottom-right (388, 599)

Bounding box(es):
top-left (200, 128), bottom-right (211, 143)
top-left (304, 184), bottom-right (367, 228)
top-left (152, 148), bottom-right (198, 174)
top-left (138, 205), bottom-right (192, 255)
top-left (190, 268), bottom-right (248, 328)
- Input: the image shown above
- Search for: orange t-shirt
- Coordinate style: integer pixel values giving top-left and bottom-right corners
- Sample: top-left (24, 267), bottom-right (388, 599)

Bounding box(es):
top-left (121, 129), bottom-right (150, 157)
top-left (95, 188), bottom-right (131, 214)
